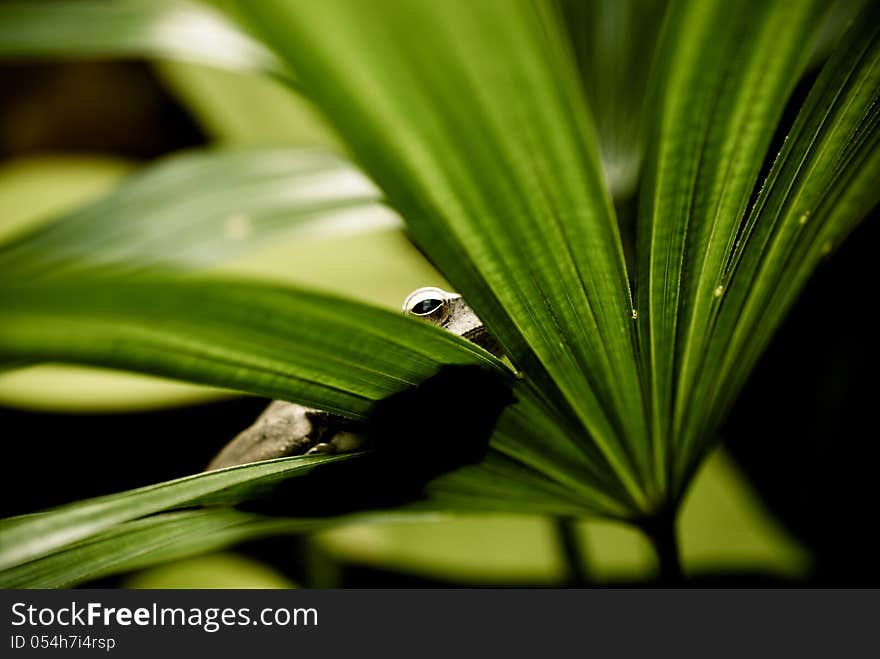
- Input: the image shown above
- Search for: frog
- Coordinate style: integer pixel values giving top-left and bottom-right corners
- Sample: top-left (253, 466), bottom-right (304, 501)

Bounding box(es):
top-left (205, 287), bottom-right (500, 471)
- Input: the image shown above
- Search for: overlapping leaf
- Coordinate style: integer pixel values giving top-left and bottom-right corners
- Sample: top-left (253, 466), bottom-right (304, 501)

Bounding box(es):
top-left (0, 453), bottom-right (356, 574)
top-left (636, 0), bottom-right (880, 494)
top-left (0, 509), bottom-right (317, 588)
top-left (0, 278), bottom-right (506, 419)
top-left (0, 384), bottom-right (618, 587)
top-left (0, 388), bottom-right (624, 587)
top-left (1, 0), bottom-right (879, 588)
top-left (637, 0), bottom-right (827, 497)
top-left (676, 5), bottom-right (880, 484)
top-left (236, 0), bottom-right (652, 513)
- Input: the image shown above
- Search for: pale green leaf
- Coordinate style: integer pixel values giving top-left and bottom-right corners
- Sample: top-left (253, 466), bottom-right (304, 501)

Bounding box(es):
top-left (0, 156), bottom-right (133, 244)
top-left (123, 552), bottom-right (298, 589)
top-left (2, 445), bottom-right (808, 587)
top-left (0, 365), bottom-right (230, 413)
top-left (156, 61), bottom-right (339, 147)
top-left (317, 448), bottom-right (809, 583)
top-left (0, 147), bottom-right (390, 280)
top-left (0, 151), bottom-right (435, 413)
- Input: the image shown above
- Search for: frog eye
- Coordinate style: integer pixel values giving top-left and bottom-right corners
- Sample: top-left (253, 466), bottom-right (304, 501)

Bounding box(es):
top-left (412, 298), bottom-right (443, 315)
top-left (403, 287), bottom-right (451, 324)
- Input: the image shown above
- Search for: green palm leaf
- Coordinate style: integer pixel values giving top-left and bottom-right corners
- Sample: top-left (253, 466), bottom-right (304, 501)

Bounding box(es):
top-left (0, 509), bottom-right (316, 588)
top-left (238, 0), bottom-right (652, 512)
top-left (0, 395), bottom-right (620, 587)
top-left (0, 387), bottom-right (619, 586)
top-left (0, 454), bottom-right (355, 574)
top-left (636, 0), bottom-right (880, 496)
top-left (637, 0), bottom-right (829, 498)
top-left (0, 278), bottom-right (506, 418)
top-left (676, 7), bottom-right (880, 484)
top-left (1, 0), bottom-right (878, 586)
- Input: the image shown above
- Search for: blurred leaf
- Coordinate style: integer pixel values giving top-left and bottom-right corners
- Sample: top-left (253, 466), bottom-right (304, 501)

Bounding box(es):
top-left (0, 225), bottom-right (446, 412)
top-left (0, 150), bottom-right (440, 412)
top-left (0, 158), bottom-right (215, 411)
top-left (678, 449), bottom-right (811, 578)
top-left (0, 365), bottom-right (229, 413)
top-left (124, 552), bottom-right (297, 589)
top-left (218, 227), bottom-right (445, 309)
top-left (0, 273), bottom-right (511, 579)
top-left (0, 367), bottom-right (632, 589)
top-left (0, 0), bottom-right (290, 81)
top-left (317, 514), bottom-right (568, 584)
top-left (806, 0), bottom-right (869, 69)
top-left (0, 277), bottom-right (506, 419)
top-left (317, 448), bottom-right (808, 583)
top-left (560, 0), bottom-right (667, 199)
top-left (156, 61), bottom-right (339, 147)
top-left (0, 425), bottom-right (618, 587)
top-left (0, 271), bottom-right (507, 575)
top-left (0, 156), bottom-right (132, 243)
top-left (0, 147), bottom-right (392, 279)
top-left (238, 0), bottom-right (652, 515)
top-left (0, 399), bottom-right (618, 587)
top-left (2, 444), bottom-right (808, 587)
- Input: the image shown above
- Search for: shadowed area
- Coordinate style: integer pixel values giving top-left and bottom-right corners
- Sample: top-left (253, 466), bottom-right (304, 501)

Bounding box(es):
top-left (242, 364), bottom-right (514, 516)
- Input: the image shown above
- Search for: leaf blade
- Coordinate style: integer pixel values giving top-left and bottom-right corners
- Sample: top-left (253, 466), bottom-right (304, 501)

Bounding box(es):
top-left (0, 453), bottom-right (358, 573)
top-left (676, 5), bottom-right (880, 483)
top-left (237, 0), bottom-right (652, 512)
top-left (559, 0), bottom-right (667, 198)
top-left (0, 510), bottom-right (311, 588)
top-left (636, 0), bottom-right (834, 494)
top-left (0, 277), bottom-right (507, 419)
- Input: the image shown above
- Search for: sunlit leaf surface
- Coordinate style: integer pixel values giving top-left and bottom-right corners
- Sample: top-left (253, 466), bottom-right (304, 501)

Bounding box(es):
top-left (0, 277), bottom-right (506, 419)
top-left (239, 0), bottom-right (653, 514)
